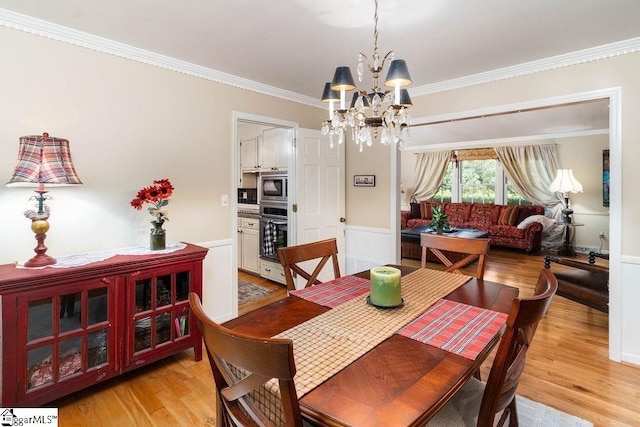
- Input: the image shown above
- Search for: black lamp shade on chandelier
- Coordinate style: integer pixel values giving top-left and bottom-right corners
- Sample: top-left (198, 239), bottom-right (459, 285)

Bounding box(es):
top-left (6, 132), bottom-right (82, 267)
top-left (320, 0), bottom-right (414, 151)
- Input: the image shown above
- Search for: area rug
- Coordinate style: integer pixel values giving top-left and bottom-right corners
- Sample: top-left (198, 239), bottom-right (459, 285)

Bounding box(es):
top-left (238, 279), bottom-right (274, 305)
top-left (516, 394), bottom-right (593, 426)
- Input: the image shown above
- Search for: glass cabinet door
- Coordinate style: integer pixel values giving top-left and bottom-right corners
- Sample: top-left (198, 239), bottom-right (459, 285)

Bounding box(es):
top-left (19, 279), bottom-right (114, 396)
top-left (130, 266), bottom-right (193, 359)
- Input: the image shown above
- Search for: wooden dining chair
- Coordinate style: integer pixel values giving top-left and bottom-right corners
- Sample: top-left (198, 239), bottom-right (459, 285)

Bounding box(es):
top-left (427, 268), bottom-right (558, 427)
top-left (277, 238), bottom-right (340, 291)
top-left (189, 293), bottom-right (304, 427)
top-left (420, 233), bottom-right (490, 279)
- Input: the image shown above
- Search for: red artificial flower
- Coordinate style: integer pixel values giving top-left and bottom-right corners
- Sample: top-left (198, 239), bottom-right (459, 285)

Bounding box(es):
top-left (130, 179), bottom-right (173, 221)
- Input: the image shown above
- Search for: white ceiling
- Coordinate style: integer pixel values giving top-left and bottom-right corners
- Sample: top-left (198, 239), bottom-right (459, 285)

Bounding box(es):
top-left (0, 0), bottom-right (637, 144)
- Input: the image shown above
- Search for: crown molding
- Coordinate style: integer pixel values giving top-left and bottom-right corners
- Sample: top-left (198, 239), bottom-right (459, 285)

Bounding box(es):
top-left (410, 37), bottom-right (640, 97)
top-left (2, 8), bottom-right (638, 107)
top-left (0, 8), bottom-right (323, 108)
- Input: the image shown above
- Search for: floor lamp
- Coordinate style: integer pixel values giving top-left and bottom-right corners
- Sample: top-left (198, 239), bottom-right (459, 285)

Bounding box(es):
top-left (549, 169), bottom-right (583, 255)
top-left (6, 132), bottom-right (83, 267)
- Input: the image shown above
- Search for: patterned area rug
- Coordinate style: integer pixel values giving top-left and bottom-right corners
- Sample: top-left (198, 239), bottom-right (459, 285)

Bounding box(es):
top-left (238, 279), bottom-right (274, 305)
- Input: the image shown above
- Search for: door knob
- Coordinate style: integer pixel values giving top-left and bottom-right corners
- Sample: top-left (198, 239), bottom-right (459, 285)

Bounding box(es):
top-left (340, 217), bottom-right (346, 223)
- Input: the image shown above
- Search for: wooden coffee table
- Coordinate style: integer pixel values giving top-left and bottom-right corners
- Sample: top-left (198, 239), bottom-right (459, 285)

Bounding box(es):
top-left (401, 226), bottom-right (489, 261)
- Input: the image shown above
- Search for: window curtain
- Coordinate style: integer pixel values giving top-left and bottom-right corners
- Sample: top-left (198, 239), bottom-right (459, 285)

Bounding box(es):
top-left (406, 150), bottom-right (452, 202)
top-left (494, 144), bottom-right (563, 214)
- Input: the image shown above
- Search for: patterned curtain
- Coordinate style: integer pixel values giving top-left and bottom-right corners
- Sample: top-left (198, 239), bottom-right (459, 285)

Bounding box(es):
top-left (406, 150), bottom-right (452, 202)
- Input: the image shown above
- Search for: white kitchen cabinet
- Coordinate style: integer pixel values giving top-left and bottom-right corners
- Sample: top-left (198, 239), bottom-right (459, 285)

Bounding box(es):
top-left (260, 128), bottom-right (289, 171)
top-left (238, 218), bottom-right (260, 273)
top-left (260, 259), bottom-right (286, 286)
top-left (240, 136), bottom-right (260, 172)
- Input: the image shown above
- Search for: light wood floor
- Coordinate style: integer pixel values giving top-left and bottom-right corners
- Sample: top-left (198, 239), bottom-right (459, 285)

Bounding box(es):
top-left (55, 249), bottom-right (639, 426)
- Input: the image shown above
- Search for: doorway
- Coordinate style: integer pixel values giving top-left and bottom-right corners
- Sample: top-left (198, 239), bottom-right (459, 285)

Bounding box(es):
top-left (397, 88), bottom-right (621, 361)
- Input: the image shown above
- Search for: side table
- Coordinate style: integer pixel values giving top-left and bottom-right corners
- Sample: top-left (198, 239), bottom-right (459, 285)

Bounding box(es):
top-left (558, 222), bottom-right (584, 256)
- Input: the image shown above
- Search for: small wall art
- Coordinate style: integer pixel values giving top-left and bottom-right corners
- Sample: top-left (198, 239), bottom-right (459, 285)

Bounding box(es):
top-left (354, 175), bottom-right (375, 187)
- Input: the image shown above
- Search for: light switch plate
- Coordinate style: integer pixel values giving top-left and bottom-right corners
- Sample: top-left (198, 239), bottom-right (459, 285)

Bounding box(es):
top-left (221, 194), bottom-right (229, 207)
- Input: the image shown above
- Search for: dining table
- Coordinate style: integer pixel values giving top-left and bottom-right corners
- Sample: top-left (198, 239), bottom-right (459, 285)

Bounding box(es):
top-left (223, 265), bottom-right (518, 426)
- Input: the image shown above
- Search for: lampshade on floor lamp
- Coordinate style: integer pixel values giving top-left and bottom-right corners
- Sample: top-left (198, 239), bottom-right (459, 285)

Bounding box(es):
top-left (6, 132), bottom-right (82, 267)
top-left (548, 168), bottom-right (583, 224)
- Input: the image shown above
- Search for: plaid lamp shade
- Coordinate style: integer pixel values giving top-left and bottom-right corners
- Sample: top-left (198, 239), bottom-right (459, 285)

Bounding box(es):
top-left (7, 133), bottom-right (82, 186)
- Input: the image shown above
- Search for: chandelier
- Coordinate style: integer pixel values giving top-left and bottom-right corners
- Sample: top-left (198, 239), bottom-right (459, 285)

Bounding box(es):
top-left (320, 0), bottom-right (413, 151)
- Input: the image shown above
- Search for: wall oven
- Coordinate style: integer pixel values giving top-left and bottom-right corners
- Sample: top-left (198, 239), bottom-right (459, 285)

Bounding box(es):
top-left (259, 203), bottom-right (288, 262)
top-left (259, 171), bottom-right (288, 203)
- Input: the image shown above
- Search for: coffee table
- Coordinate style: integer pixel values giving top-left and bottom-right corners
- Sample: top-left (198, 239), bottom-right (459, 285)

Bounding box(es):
top-left (401, 226), bottom-right (489, 261)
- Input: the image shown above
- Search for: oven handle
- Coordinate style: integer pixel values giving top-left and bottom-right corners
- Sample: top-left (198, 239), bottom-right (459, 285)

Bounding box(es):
top-left (261, 219), bottom-right (287, 226)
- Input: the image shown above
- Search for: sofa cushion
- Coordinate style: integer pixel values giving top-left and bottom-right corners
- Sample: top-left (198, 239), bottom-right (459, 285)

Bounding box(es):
top-left (498, 205), bottom-right (520, 225)
top-left (444, 203), bottom-right (472, 227)
top-left (488, 224), bottom-right (526, 239)
top-left (469, 204), bottom-right (502, 226)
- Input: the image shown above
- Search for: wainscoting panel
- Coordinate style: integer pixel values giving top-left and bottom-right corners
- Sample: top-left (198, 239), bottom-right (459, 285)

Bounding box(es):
top-left (620, 255), bottom-right (640, 365)
top-left (344, 226), bottom-right (394, 274)
top-left (197, 238), bottom-right (236, 323)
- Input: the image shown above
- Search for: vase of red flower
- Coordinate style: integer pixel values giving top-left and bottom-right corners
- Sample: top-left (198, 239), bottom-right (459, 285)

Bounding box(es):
top-left (130, 179), bottom-right (173, 250)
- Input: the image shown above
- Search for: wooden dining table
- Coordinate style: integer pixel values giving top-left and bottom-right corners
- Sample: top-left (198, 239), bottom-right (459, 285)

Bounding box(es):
top-left (223, 266), bottom-right (518, 426)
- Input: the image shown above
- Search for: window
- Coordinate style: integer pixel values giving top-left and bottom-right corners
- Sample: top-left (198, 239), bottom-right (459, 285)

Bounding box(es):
top-left (434, 156), bottom-right (531, 205)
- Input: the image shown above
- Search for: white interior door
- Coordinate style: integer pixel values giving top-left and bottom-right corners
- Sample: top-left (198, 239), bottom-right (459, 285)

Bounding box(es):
top-left (292, 128), bottom-right (346, 287)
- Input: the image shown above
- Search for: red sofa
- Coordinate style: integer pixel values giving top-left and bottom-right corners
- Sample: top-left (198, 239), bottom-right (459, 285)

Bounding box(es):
top-left (401, 201), bottom-right (544, 253)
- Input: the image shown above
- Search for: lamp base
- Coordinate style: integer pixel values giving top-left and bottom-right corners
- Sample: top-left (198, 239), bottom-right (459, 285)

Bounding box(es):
top-left (25, 253), bottom-right (56, 268)
top-left (25, 220), bottom-right (56, 267)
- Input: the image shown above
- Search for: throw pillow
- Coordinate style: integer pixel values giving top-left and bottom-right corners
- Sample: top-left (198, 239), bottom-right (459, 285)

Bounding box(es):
top-left (516, 206), bottom-right (536, 225)
top-left (517, 214), bottom-right (556, 231)
top-left (498, 205), bottom-right (520, 225)
top-left (419, 202), bottom-right (433, 220)
top-left (410, 202), bottom-right (421, 219)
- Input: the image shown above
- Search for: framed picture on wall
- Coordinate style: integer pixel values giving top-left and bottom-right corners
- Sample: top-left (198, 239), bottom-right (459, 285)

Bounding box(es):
top-left (603, 149), bottom-right (610, 207)
top-left (354, 175), bottom-right (375, 187)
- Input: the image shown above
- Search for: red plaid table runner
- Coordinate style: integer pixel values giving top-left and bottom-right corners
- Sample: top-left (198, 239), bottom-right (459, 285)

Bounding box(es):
top-left (397, 298), bottom-right (507, 360)
top-left (290, 275), bottom-right (370, 308)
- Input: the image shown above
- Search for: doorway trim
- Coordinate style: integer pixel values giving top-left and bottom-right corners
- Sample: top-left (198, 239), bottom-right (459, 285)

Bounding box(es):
top-left (400, 87), bottom-right (621, 361)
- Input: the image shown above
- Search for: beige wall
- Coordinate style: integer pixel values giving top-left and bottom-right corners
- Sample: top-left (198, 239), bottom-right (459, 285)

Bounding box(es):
top-left (0, 26), bottom-right (324, 265)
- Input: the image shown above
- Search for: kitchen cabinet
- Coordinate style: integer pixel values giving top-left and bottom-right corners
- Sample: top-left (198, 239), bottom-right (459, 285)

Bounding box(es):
top-left (0, 243), bottom-right (207, 407)
top-left (261, 128), bottom-right (289, 171)
top-left (240, 136), bottom-right (260, 172)
top-left (238, 218), bottom-right (260, 273)
top-left (260, 259), bottom-right (286, 286)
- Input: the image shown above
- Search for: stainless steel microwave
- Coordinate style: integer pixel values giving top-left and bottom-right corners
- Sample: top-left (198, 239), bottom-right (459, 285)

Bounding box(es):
top-left (259, 171), bottom-right (287, 203)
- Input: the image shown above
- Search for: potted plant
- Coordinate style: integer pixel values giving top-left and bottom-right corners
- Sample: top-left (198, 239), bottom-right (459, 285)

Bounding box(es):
top-left (429, 205), bottom-right (451, 234)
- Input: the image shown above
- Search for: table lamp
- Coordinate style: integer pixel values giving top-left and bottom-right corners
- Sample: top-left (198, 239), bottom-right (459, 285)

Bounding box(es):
top-left (548, 169), bottom-right (583, 224)
top-left (6, 132), bottom-right (82, 267)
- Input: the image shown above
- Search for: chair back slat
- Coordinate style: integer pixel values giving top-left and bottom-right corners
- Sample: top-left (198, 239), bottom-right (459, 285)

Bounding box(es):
top-left (189, 293), bottom-right (303, 426)
top-left (277, 238), bottom-right (340, 291)
top-left (477, 269), bottom-right (558, 426)
top-left (420, 233), bottom-right (490, 279)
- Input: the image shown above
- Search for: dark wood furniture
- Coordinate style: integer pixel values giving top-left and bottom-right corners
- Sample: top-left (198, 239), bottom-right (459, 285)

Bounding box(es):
top-left (420, 233), bottom-right (490, 279)
top-left (0, 243), bottom-right (208, 407)
top-left (223, 265), bottom-right (519, 426)
top-left (277, 238), bottom-right (340, 291)
top-left (402, 226), bottom-right (488, 262)
top-left (428, 269), bottom-right (558, 426)
top-left (189, 293), bottom-right (304, 427)
top-left (544, 252), bottom-right (609, 312)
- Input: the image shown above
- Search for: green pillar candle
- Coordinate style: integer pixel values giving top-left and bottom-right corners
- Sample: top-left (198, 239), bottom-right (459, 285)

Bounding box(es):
top-left (369, 266), bottom-right (402, 307)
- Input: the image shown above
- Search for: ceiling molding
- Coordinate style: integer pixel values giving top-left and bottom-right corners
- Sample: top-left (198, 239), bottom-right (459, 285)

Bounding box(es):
top-left (406, 128), bottom-right (609, 152)
top-left (0, 8), bottom-right (323, 108)
top-left (1, 7), bottom-right (638, 109)
top-left (410, 37), bottom-right (640, 97)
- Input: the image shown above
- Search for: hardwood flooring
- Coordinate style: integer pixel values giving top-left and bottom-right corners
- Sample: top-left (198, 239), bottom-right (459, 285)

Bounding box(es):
top-left (55, 249), bottom-right (639, 426)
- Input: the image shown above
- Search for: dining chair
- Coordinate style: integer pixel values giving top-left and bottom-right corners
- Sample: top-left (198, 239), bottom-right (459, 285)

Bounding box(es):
top-left (420, 233), bottom-right (490, 279)
top-left (427, 268), bottom-right (558, 426)
top-left (189, 293), bottom-right (305, 427)
top-left (277, 238), bottom-right (340, 291)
